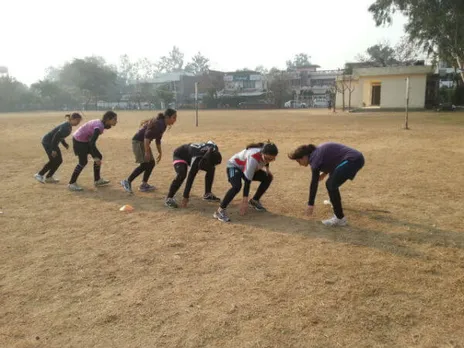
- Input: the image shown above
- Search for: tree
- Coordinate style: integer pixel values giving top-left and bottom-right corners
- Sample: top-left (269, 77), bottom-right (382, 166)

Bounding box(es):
top-left (118, 54), bottom-right (140, 85)
top-left (60, 56), bottom-right (118, 108)
top-left (286, 53), bottom-right (311, 70)
top-left (394, 36), bottom-right (424, 63)
top-left (156, 84), bottom-right (175, 107)
top-left (268, 71), bottom-right (292, 108)
top-left (157, 46), bottom-right (185, 73)
top-left (185, 52), bottom-right (210, 75)
top-left (356, 38), bottom-right (423, 66)
top-left (136, 57), bottom-right (158, 80)
top-left (326, 85), bottom-right (337, 112)
top-left (31, 80), bottom-right (77, 109)
top-left (0, 76), bottom-right (36, 112)
top-left (368, 0), bottom-right (464, 82)
top-left (356, 40), bottom-right (398, 66)
top-left (255, 65), bottom-right (269, 74)
top-left (343, 75), bottom-right (356, 110)
top-left (269, 67), bottom-right (280, 74)
top-left (335, 72), bottom-right (349, 111)
top-left (44, 66), bottom-right (61, 82)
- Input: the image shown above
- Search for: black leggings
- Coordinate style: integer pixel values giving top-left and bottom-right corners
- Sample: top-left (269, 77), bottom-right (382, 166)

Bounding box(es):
top-left (167, 163), bottom-right (215, 198)
top-left (38, 144), bottom-right (63, 178)
top-left (127, 161), bottom-right (156, 183)
top-left (69, 139), bottom-right (102, 184)
top-left (326, 156), bottom-right (365, 219)
top-left (220, 167), bottom-right (273, 209)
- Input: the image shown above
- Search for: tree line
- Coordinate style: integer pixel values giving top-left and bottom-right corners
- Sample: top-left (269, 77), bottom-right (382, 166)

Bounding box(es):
top-left (1, 0), bottom-right (463, 112)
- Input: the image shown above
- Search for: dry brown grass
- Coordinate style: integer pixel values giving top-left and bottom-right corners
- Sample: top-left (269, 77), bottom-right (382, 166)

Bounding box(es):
top-left (1, 109), bottom-right (464, 348)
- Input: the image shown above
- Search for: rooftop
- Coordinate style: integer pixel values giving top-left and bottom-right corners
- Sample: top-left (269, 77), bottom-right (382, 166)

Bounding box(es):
top-left (353, 65), bottom-right (434, 77)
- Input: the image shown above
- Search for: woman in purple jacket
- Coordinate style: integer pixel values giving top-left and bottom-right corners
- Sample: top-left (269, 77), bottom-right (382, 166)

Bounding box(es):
top-left (288, 142), bottom-right (365, 226)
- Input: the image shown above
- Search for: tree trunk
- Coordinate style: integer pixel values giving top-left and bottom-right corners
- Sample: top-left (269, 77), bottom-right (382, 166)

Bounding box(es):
top-left (342, 90), bottom-right (345, 111)
top-left (348, 78), bottom-right (352, 110)
top-left (84, 96), bottom-right (92, 110)
top-left (457, 56), bottom-right (464, 84)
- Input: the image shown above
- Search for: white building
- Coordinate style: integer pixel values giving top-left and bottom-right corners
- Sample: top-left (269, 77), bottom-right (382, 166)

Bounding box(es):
top-left (221, 71), bottom-right (267, 97)
top-left (335, 65), bottom-right (436, 109)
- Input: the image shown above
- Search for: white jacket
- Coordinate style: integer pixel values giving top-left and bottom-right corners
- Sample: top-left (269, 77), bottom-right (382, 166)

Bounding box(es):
top-left (227, 148), bottom-right (266, 181)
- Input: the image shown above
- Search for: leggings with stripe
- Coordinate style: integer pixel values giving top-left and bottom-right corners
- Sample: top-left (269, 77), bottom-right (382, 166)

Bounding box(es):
top-left (220, 167), bottom-right (273, 209)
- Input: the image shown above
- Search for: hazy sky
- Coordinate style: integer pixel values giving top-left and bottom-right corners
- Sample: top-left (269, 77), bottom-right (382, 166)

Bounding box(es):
top-left (1, 0), bottom-right (407, 85)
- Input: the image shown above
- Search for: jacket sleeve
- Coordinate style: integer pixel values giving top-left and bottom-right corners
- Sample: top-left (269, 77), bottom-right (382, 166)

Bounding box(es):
top-left (308, 168), bottom-right (320, 205)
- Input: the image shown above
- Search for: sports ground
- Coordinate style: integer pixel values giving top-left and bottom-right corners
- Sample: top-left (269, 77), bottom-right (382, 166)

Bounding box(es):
top-left (1, 109), bottom-right (463, 347)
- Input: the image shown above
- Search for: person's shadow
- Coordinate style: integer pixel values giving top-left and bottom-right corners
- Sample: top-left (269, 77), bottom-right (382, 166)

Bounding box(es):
top-left (53, 184), bottom-right (464, 260)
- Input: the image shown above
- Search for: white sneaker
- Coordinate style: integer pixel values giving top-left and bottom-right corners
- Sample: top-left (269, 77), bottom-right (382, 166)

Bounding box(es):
top-left (322, 215), bottom-right (347, 226)
top-left (95, 178), bottom-right (110, 187)
top-left (68, 183), bottom-right (83, 191)
top-left (34, 173), bottom-right (45, 184)
top-left (45, 177), bottom-right (60, 184)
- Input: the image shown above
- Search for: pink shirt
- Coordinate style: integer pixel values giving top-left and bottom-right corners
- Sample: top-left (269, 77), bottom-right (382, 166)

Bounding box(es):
top-left (73, 119), bottom-right (105, 142)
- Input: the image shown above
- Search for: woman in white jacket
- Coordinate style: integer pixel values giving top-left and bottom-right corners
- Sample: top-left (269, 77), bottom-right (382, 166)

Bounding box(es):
top-left (213, 141), bottom-right (278, 222)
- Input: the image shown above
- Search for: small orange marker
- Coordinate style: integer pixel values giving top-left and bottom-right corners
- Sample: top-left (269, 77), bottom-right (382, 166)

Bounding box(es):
top-left (119, 204), bottom-right (134, 212)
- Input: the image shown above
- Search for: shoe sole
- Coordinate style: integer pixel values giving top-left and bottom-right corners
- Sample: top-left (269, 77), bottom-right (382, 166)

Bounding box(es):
top-left (321, 221), bottom-right (347, 227)
top-left (95, 183), bottom-right (110, 187)
top-left (203, 198), bottom-right (221, 202)
top-left (68, 188), bottom-right (83, 192)
top-left (248, 203), bottom-right (266, 212)
top-left (165, 202), bottom-right (178, 209)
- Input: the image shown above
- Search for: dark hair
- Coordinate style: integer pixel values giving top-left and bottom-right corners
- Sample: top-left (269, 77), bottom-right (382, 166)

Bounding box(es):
top-left (156, 108), bottom-right (177, 120)
top-left (262, 143), bottom-right (278, 156)
top-left (246, 141), bottom-right (278, 156)
top-left (65, 112), bottom-right (82, 120)
top-left (288, 144), bottom-right (317, 160)
top-left (102, 111), bottom-right (117, 123)
top-left (246, 142), bottom-right (265, 149)
top-left (199, 150), bottom-right (222, 171)
top-left (140, 108), bottom-right (177, 128)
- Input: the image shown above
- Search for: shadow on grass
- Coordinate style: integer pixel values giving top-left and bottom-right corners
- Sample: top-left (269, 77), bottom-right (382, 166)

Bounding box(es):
top-left (61, 184), bottom-right (464, 258)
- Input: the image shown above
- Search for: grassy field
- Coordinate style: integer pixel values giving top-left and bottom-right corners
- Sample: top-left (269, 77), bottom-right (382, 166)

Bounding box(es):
top-left (1, 109), bottom-right (464, 348)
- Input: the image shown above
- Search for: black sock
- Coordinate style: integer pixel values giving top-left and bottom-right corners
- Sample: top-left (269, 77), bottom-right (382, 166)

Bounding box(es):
top-left (69, 164), bottom-right (84, 184)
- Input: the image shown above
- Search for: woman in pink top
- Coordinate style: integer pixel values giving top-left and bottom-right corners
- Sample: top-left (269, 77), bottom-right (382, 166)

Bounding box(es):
top-left (68, 111), bottom-right (118, 191)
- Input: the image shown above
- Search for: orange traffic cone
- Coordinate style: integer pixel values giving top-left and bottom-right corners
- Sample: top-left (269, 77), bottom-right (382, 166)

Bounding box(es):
top-left (119, 204), bottom-right (134, 212)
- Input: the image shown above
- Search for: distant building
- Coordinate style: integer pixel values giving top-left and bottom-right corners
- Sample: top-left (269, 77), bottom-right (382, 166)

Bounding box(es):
top-left (128, 70), bottom-right (225, 106)
top-left (268, 65), bottom-right (342, 107)
top-left (335, 65), bottom-right (437, 109)
top-left (220, 70), bottom-right (268, 98)
top-left (436, 60), bottom-right (460, 88)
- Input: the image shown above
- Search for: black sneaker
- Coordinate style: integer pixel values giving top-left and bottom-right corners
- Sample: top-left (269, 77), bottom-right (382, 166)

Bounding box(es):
top-left (203, 193), bottom-right (221, 202)
top-left (165, 198), bottom-right (179, 209)
top-left (248, 199), bottom-right (267, 212)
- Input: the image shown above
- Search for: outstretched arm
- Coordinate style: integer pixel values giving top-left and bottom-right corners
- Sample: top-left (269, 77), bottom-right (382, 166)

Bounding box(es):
top-left (183, 158), bottom-right (200, 199)
top-left (308, 168), bottom-right (320, 206)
